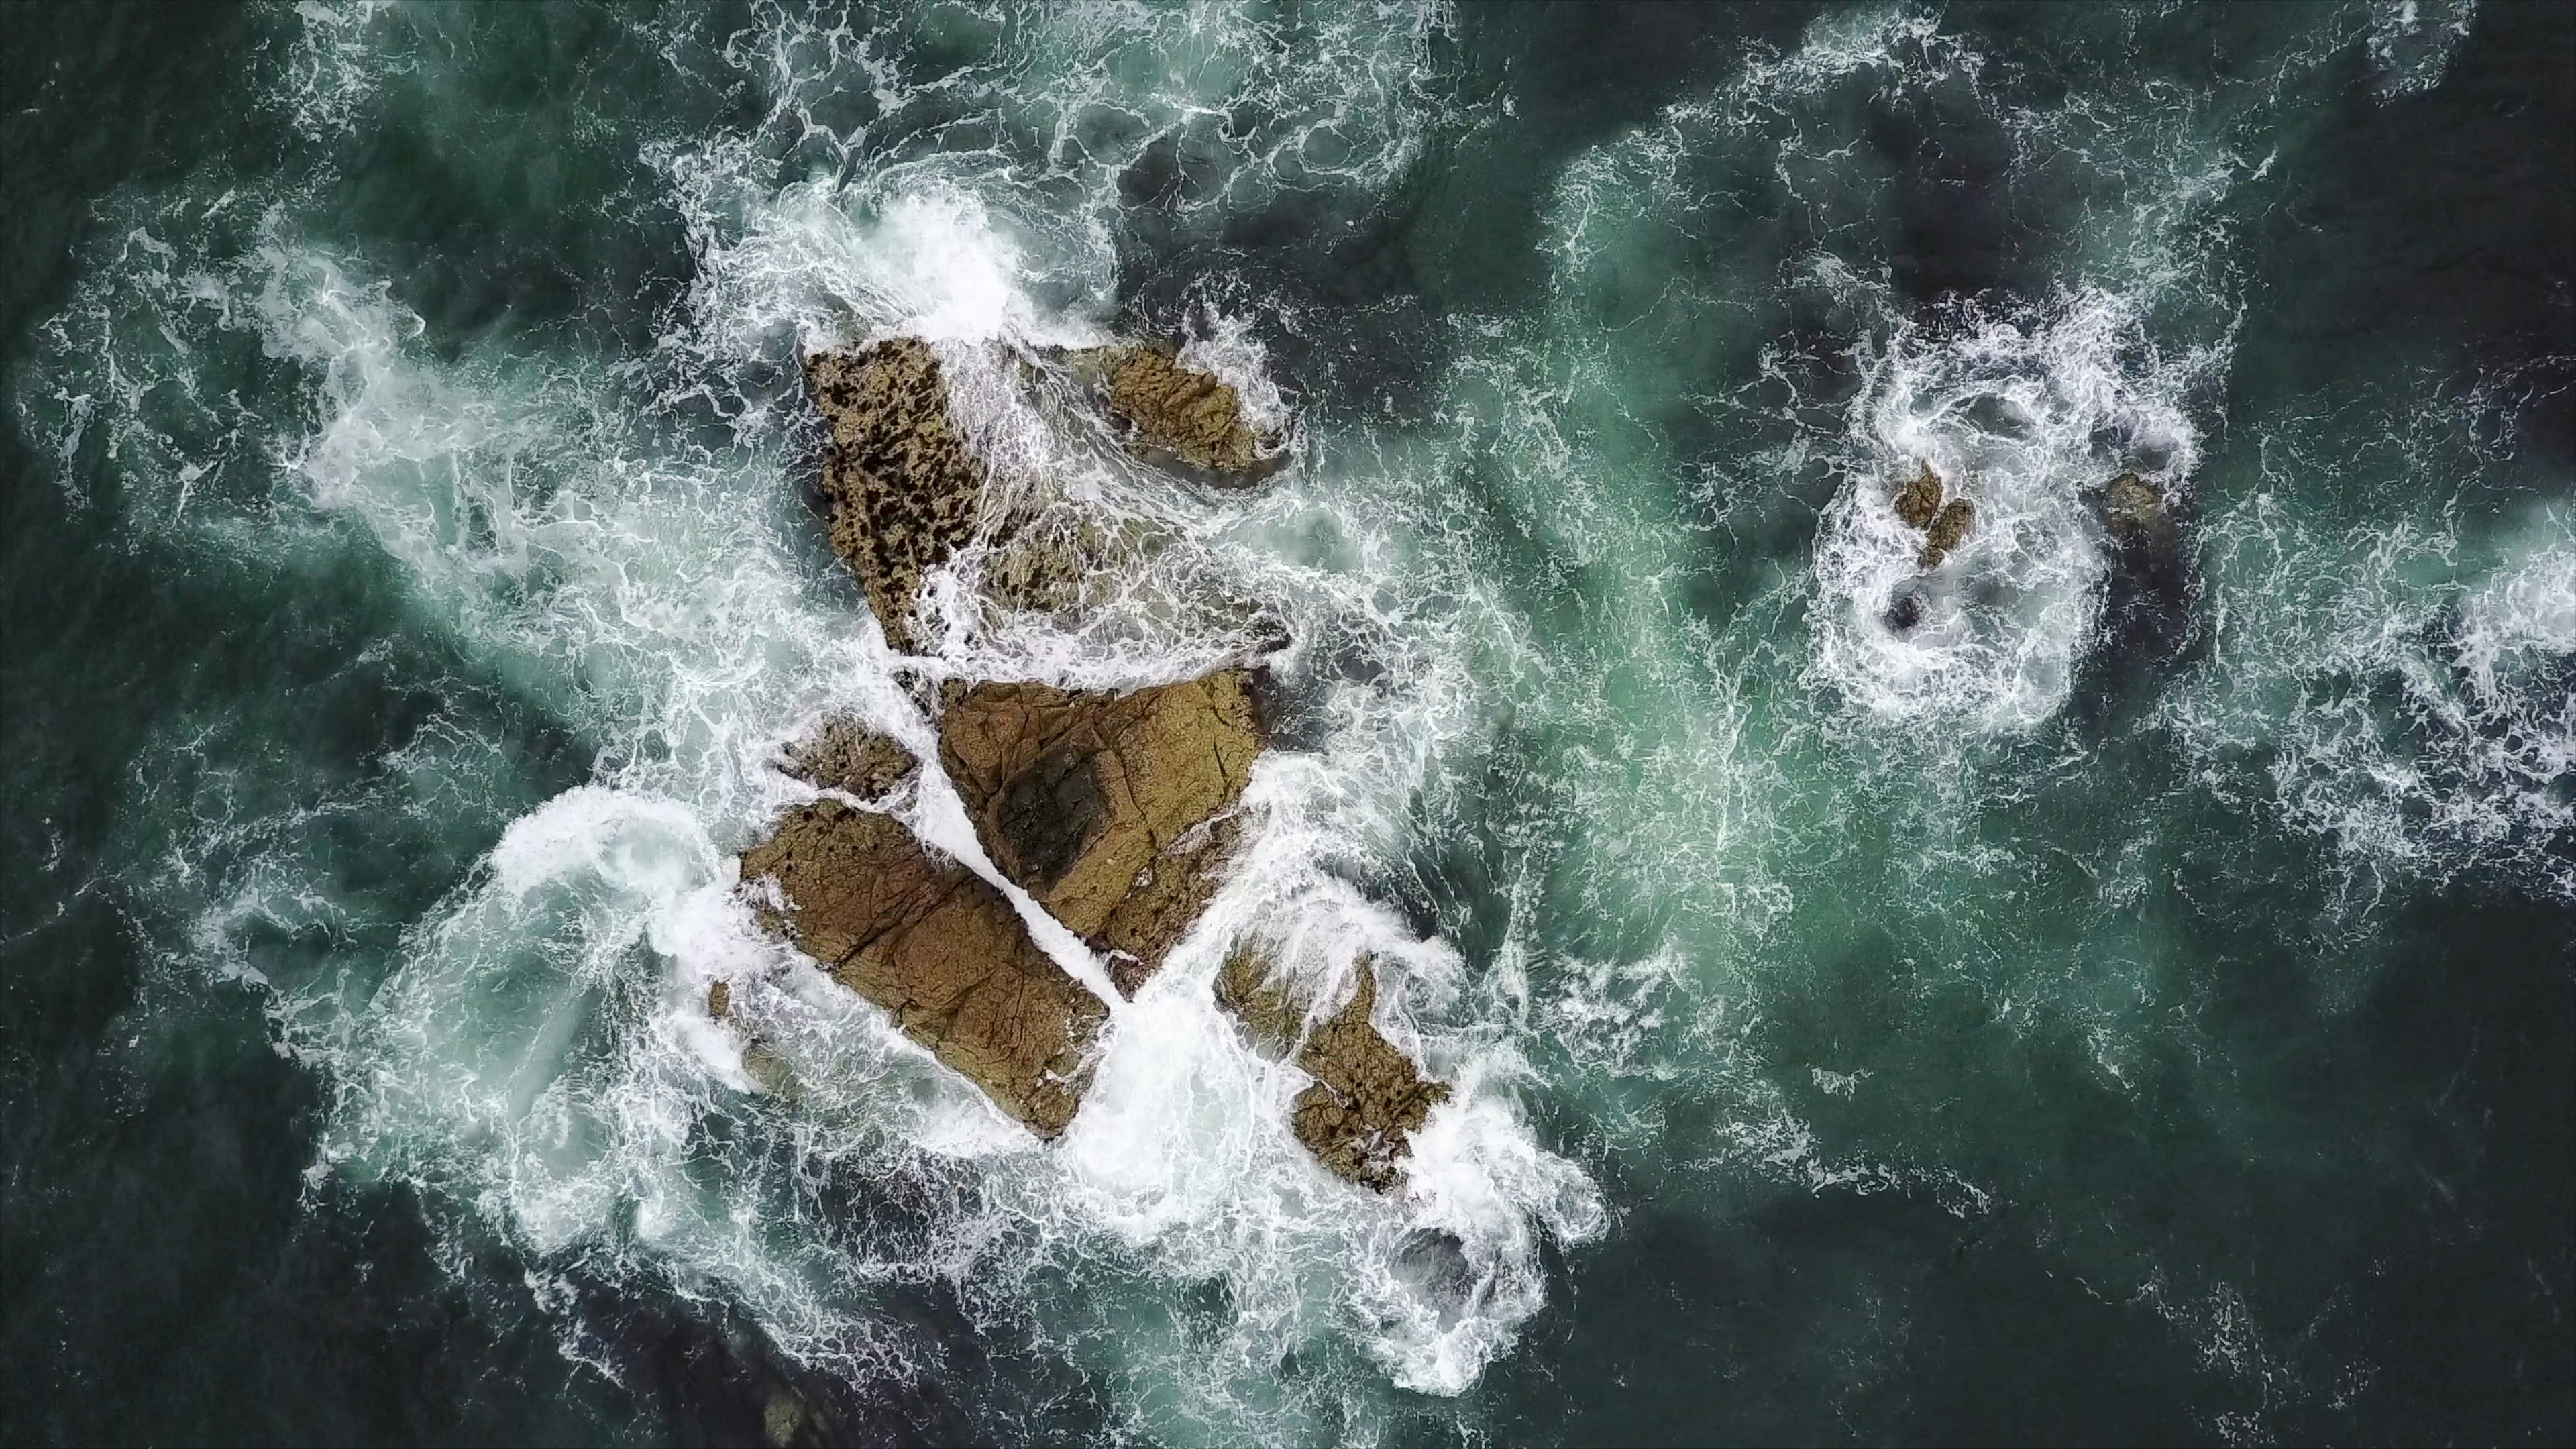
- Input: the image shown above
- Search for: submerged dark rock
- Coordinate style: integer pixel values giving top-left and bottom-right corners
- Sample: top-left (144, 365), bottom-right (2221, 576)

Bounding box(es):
top-left (939, 672), bottom-right (1264, 998)
top-left (2088, 469), bottom-right (2198, 681)
top-left (1216, 949), bottom-right (1450, 1192)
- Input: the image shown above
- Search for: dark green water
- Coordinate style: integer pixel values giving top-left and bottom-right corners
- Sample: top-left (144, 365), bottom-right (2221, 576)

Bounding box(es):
top-left (4, 1), bottom-right (2574, 1444)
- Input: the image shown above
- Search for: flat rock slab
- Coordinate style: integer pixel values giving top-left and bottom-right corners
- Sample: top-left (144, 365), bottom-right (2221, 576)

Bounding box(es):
top-left (805, 339), bottom-right (987, 654)
top-left (940, 671), bottom-right (1263, 997)
top-left (741, 794), bottom-right (1106, 1138)
top-left (1216, 951), bottom-right (1450, 1192)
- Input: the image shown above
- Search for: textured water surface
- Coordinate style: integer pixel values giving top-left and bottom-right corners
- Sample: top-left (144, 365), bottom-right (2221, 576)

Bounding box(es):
top-left (3, 2), bottom-right (2573, 1444)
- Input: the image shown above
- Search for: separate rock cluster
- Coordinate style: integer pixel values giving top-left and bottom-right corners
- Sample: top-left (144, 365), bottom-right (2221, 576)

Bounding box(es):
top-left (938, 672), bottom-right (1263, 998)
top-left (738, 330), bottom-right (1444, 1189)
top-left (1217, 951), bottom-right (1452, 1192)
top-left (1892, 461), bottom-right (1976, 569)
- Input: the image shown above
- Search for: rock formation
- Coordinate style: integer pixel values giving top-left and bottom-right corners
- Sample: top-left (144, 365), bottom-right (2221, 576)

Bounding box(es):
top-left (2103, 470), bottom-right (2165, 534)
top-left (1216, 950), bottom-right (1451, 1192)
top-left (1085, 342), bottom-right (1282, 479)
top-left (1894, 462), bottom-right (1943, 531)
top-left (1891, 462), bottom-right (1974, 568)
top-left (939, 671), bottom-right (1263, 998)
top-left (738, 724), bottom-right (1107, 1137)
top-left (1921, 496), bottom-right (1975, 568)
top-left (805, 339), bottom-right (989, 653)
top-left (746, 333), bottom-right (1450, 1184)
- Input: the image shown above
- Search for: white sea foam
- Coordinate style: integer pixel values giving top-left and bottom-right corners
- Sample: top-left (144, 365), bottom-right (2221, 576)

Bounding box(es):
top-left (2169, 462), bottom-right (2576, 902)
top-left (22, 17), bottom-right (1601, 1419)
top-left (280, 0), bottom-right (407, 140)
top-left (1809, 289), bottom-right (2212, 733)
top-left (2368, 0), bottom-right (2479, 100)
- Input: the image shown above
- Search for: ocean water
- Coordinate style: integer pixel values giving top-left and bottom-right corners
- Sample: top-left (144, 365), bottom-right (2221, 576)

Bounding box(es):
top-left (4, 1), bottom-right (2575, 1444)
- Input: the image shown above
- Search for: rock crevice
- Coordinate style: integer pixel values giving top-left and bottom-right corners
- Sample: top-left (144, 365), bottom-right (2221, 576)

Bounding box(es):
top-left (738, 728), bottom-right (1106, 1138)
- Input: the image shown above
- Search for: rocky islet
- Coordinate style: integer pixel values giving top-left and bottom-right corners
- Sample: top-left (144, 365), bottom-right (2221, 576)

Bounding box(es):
top-left (735, 334), bottom-right (1445, 1187)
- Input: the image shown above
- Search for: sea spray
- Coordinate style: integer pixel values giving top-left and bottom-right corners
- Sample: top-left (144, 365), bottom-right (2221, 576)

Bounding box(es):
top-left (15, 0), bottom-right (2575, 1442)
top-left (1809, 288), bottom-right (2216, 731)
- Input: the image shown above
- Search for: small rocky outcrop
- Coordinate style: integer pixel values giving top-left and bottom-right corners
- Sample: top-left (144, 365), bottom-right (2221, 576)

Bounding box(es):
top-left (2102, 470), bottom-right (2165, 535)
top-left (779, 716), bottom-right (917, 801)
top-left (1921, 497), bottom-right (1975, 568)
top-left (1216, 950), bottom-right (1451, 1192)
top-left (739, 728), bottom-right (1107, 1136)
top-left (939, 672), bottom-right (1263, 998)
top-left (1892, 462), bottom-right (1975, 569)
top-left (1894, 462), bottom-right (1943, 531)
top-left (1081, 343), bottom-right (1283, 479)
top-left (805, 339), bottom-right (990, 653)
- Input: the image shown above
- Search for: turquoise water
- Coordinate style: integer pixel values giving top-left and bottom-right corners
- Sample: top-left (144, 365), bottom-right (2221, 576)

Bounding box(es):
top-left (5, 2), bottom-right (2574, 1444)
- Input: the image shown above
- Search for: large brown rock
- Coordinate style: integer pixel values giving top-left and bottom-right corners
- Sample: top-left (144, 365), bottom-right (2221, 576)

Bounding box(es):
top-left (1216, 950), bottom-right (1450, 1192)
top-left (1089, 343), bottom-right (1283, 479)
top-left (804, 339), bottom-right (989, 653)
top-left (739, 796), bottom-right (1107, 1138)
top-left (939, 672), bottom-right (1263, 998)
